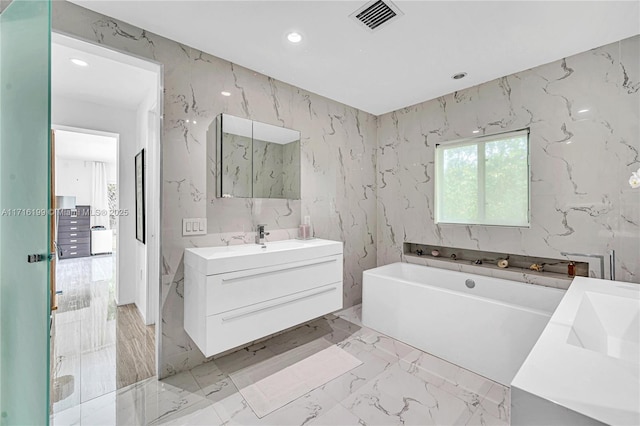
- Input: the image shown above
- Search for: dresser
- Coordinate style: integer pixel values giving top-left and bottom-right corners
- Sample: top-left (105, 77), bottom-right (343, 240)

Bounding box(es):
top-left (57, 205), bottom-right (91, 259)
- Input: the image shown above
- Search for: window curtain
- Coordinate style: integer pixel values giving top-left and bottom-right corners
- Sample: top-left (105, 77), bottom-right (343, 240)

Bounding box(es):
top-left (91, 161), bottom-right (110, 229)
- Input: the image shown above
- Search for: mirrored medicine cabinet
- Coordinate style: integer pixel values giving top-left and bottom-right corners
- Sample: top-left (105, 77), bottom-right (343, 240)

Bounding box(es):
top-left (214, 113), bottom-right (301, 199)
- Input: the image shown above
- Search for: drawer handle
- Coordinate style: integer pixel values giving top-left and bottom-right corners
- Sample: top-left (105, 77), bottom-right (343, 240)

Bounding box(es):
top-left (70, 252), bottom-right (77, 255)
top-left (70, 227), bottom-right (77, 230)
top-left (70, 221), bottom-right (77, 224)
top-left (70, 234), bottom-right (77, 236)
top-left (70, 240), bottom-right (77, 243)
top-left (221, 286), bottom-right (337, 322)
top-left (70, 246), bottom-right (77, 249)
top-left (221, 258), bottom-right (337, 284)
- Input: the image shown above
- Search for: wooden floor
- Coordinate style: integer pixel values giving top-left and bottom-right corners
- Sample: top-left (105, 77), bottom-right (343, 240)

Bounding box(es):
top-left (50, 255), bottom-right (155, 414)
top-left (116, 304), bottom-right (155, 389)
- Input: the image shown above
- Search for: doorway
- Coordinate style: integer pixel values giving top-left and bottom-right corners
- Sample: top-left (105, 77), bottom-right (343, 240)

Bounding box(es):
top-left (49, 33), bottom-right (162, 417)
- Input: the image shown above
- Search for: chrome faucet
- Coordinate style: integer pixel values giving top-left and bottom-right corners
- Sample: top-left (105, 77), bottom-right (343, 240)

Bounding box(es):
top-left (255, 224), bottom-right (269, 245)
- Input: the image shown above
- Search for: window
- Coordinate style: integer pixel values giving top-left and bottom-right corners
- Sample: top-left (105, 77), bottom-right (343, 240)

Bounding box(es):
top-left (435, 129), bottom-right (529, 227)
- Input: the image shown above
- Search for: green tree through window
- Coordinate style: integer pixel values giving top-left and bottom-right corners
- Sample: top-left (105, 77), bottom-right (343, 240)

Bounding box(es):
top-left (435, 130), bottom-right (529, 226)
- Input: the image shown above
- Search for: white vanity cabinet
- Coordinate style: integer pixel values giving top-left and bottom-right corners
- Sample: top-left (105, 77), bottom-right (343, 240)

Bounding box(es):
top-left (184, 239), bottom-right (343, 357)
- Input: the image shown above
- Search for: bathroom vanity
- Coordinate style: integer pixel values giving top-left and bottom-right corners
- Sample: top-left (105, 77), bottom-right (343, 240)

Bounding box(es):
top-left (511, 276), bottom-right (640, 425)
top-left (183, 239), bottom-right (343, 357)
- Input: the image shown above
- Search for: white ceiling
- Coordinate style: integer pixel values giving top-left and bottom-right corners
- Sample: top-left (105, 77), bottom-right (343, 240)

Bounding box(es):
top-left (70, 1), bottom-right (639, 115)
top-left (55, 129), bottom-right (117, 163)
top-left (52, 36), bottom-right (158, 110)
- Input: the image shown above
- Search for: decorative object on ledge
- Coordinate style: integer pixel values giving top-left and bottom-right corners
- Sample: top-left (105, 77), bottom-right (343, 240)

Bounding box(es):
top-left (498, 259), bottom-right (509, 268)
top-left (629, 167), bottom-right (640, 188)
top-left (431, 249), bottom-right (439, 257)
top-left (568, 261), bottom-right (576, 277)
top-left (416, 249), bottom-right (424, 256)
top-left (474, 259), bottom-right (483, 265)
top-left (402, 242), bottom-right (590, 281)
top-left (529, 263), bottom-right (544, 272)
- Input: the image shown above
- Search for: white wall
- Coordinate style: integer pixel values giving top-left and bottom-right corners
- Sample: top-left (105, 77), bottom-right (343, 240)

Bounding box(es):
top-left (134, 92), bottom-right (158, 325)
top-left (52, 95), bottom-right (138, 305)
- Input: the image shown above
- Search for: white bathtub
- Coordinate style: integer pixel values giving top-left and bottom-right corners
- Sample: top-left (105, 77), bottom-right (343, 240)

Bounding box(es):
top-left (362, 262), bottom-right (565, 385)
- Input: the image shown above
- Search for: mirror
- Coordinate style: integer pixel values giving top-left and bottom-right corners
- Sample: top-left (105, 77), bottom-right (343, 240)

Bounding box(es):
top-left (216, 114), bottom-right (301, 199)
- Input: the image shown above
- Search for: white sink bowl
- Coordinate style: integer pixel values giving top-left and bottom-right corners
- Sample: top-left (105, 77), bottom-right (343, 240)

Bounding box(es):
top-left (512, 277), bottom-right (640, 425)
top-left (185, 238), bottom-right (343, 275)
top-left (567, 291), bottom-right (640, 362)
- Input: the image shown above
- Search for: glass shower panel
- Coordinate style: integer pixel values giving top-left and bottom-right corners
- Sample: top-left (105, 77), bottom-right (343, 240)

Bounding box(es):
top-left (0, 0), bottom-right (51, 425)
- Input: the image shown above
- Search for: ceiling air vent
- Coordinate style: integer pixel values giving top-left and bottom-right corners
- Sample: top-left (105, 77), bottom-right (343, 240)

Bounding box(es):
top-left (350, 0), bottom-right (403, 32)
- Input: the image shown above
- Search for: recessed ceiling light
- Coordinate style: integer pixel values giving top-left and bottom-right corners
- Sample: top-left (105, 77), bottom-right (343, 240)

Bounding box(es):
top-left (221, 91), bottom-right (231, 97)
top-left (452, 72), bottom-right (467, 80)
top-left (578, 109), bottom-right (589, 113)
top-left (186, 119), bottom-right (190, 123)
top-left (566, 140), bottom-right (572, 144)
top-left (287, 32), bottom-right (302, 43)
top-left (472, 130), bottom-right (480, 134)
top-left (70, 58), bottom-right (88, 67)
top-left (193, 120), bottom-right (197, 124)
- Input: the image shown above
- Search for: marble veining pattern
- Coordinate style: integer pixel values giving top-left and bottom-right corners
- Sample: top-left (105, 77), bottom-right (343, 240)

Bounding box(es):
top-left (52, 1), bottom-right (639, 382)
top-left (51, 306), bottom-right (510, 426)
top-left (52, 1), bottom-right (378, 378)
top-left (376, 36), bottom-right (640, 285)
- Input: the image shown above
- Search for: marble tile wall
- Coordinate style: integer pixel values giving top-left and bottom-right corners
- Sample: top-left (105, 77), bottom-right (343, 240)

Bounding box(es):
top-left (252, 139), bottom-right (284, 198)
top-left (282, 140), bottom-right (301, 199)
top-left (220, 132), bottom-right (252, 198)
top-left (53, 1), bottom-right (377, 378)
top-left (53, 1), bottom-right (638, 381)
top-left (376, 35), bottom-right (640, 284)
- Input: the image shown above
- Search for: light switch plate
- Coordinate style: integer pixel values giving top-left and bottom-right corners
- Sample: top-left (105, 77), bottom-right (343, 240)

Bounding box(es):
top-left (182, 218), bottom-right (207, 236)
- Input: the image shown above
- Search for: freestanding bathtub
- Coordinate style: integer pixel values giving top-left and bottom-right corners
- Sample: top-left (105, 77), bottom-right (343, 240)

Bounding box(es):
top-left (362, 262), bottom-right (565, 385)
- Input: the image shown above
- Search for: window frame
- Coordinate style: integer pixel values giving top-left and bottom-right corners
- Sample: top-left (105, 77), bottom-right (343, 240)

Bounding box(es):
top-left (434, 128), bottom-right (531, 228)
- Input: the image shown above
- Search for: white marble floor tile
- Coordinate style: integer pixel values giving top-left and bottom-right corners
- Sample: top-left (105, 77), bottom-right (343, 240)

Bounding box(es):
top-left (439, 367), bottom-right (494, 403)
top-left (399, 350), bottom-right (493, 404)
top-left (213, 342), bottom-right (277, 376)
top-left (190, 360), bottom-right (238, 403)
top-left (341, 363), bottom-right (475, 426)
top-left (114, 372), bottom-right (208, 425)
top-left (254, 388), bottom-right (341, 426)
top-left (465, 404), bottom-right (509, 426)
top-left (334, 305), bottom-right (363, 328)
top-left (56, 307), bottom-right (515, 426)
top-left (161, 400), bottom-right (223, 426)
top-left (78, 390), bottom-right (116, 426)
top-left (52, 353), bottom-right (82, 412)
top-left (321, 349), bottom-right (394, 402)
top-left (80, 345), bottom-right (117, 403)
top-left (350, 328), bottom-right (416, 363)
top-left (477, 383), bottom-right (510, 424)
top-left (50, 404), bottom-right (81, 426)
top-left (307, 402), bottom-right (364, 426)
top-left (209, 391), bottom-right (258, 425)
top-left (265, 322), bottom-right (335, 355)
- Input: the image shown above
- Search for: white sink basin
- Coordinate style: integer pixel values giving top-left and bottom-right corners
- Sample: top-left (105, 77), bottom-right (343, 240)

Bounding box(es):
top-left (185, 238), bottom-right (343, 275)
top-left (567, 291), bottom-right (640, 362)
top-left (512, 277), bottom-right (640, 425)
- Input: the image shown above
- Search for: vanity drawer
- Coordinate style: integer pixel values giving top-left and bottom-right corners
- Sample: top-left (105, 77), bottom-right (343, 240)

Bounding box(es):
top-left (205, 254), bottom-right (342, 315)
top-left (203, 282), bottom-right (342, 357)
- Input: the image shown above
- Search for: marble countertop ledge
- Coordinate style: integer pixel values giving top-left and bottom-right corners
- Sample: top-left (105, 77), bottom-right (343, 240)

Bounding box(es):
top-left (511, 276), bottom-right (640, 425)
